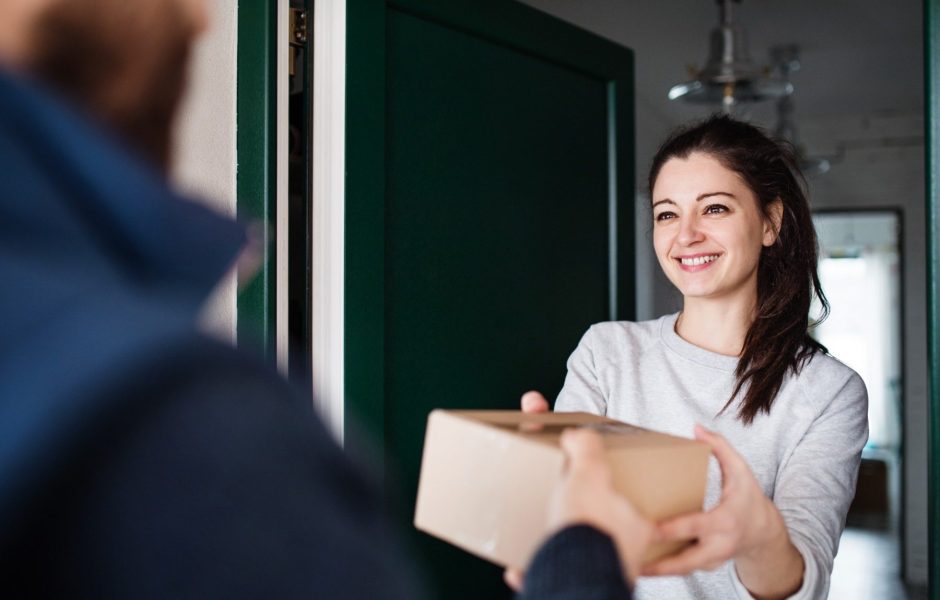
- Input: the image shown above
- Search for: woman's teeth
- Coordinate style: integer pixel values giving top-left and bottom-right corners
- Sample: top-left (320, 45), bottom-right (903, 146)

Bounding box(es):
top-left (680, 255), bottom-right (719, 266)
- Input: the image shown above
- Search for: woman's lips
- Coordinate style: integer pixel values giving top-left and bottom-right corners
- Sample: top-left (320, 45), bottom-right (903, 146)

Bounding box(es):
top-left (674, 253), bottom-right (721, 272)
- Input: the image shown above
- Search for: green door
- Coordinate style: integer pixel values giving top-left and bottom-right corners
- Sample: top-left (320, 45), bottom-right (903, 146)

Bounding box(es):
top-left (346, 1), bottom-right (635, 597)
top-left (927, 1), bottom-right (939, 596)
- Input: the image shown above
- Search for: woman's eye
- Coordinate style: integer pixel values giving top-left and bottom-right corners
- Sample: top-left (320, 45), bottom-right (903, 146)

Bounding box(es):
top-left (654, 211), bottom-right (676, 222)
top-left (704, 204), bottom-right (728, 215)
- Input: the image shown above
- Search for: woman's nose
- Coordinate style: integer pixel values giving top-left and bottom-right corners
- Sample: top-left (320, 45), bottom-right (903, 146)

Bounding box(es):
top-left (677, 215), bottom-right (705, 246)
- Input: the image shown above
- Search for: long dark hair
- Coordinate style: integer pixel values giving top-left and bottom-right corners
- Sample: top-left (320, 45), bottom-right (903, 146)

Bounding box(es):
top-left (648, 114), bottom-right (829, 424)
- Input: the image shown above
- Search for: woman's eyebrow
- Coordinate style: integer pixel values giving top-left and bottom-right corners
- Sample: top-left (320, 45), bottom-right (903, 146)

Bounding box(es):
top-left (652, 192), bottom-right (735, 209)
top-left (651, 198), bottom-right (675, 209)
top-left (697, 191), bottom-right (736, 202)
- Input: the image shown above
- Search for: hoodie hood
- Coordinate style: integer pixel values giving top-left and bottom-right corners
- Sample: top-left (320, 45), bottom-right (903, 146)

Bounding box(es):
top-left (0, 69), bottom-right (245, 311)
top-left (0, 69), bottom-right (246, 538)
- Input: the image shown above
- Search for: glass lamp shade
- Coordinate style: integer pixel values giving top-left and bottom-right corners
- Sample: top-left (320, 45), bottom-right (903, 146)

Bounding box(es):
top-left (668, 78), bottom-right (792, 104)
top-left (669, 5), bottom-right (791, 111)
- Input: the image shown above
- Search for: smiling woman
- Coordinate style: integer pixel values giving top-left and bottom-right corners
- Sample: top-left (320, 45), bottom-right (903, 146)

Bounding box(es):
top-left (648, 116), bottom-right (824, 424)
top-left (525, 115), bottom-right (869, 599)
top-left (651, 161), bottom-right (778, 306)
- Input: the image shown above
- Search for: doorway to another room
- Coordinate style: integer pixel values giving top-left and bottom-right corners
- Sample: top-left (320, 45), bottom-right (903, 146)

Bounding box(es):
top-left (812, 210), bottom-right (916, 599)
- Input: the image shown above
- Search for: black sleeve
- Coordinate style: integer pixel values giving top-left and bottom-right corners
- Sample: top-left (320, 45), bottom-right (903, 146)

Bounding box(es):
top-left (14, 346), bottom-right (423, 600)
top-left (519, 525), bottom-right (633, 600)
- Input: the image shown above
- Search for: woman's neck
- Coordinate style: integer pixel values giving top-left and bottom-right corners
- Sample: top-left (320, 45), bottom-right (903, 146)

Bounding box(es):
top-left (675, 294), bottom-right (756, 357)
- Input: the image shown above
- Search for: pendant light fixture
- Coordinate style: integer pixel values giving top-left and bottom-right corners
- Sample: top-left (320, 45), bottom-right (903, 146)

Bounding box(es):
top-left (668, 0), bottom-right (791, 114)
top-left (771, 44), bottom-right (830, 176)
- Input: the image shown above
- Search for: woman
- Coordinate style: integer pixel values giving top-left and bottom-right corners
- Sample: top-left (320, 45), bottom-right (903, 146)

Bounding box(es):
top-left (523, 115), bottom-right (868, 599)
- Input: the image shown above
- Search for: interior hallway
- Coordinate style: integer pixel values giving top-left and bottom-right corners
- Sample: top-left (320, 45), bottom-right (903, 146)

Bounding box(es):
top-left (830, 527), bottom-right (926, 599)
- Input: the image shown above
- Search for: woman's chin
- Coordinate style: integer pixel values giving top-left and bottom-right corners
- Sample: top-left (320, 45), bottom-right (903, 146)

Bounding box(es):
top-left (670, 278), bottom-right (718, 298)
top-left (674, 280), bottom-right (737, 301)
top-left (678, 288), bottom-right (716, 300)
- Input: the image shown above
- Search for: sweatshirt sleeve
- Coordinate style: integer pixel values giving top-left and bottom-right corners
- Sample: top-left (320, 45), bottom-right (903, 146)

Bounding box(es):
top-left (554, 326), bottom-right (608, 416)
top-left (730, 367), bottom-right (869, 599)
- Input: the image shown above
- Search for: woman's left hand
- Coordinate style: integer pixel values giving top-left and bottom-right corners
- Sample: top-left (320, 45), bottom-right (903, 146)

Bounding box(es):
top-left (642, 425), bottom-right (804, 598)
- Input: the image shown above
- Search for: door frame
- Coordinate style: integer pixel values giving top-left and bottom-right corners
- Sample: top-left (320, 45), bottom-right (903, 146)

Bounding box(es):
top-left (236, 0), bottom-right (278, 359)
top-left (926, 0), bottom-right (939, 596)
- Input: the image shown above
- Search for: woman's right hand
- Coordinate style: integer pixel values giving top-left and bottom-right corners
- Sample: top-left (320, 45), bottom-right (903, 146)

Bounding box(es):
top-left (505, 390), bottom-right (551, 591)
top-left (520, 390), bottom-right (550, 414)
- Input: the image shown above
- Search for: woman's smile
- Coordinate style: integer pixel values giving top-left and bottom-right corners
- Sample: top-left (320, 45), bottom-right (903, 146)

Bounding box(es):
top-left (674, 253), bottom-right (722, 272)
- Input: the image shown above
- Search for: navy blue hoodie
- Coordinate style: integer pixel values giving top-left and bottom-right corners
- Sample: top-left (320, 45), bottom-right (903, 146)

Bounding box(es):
top-left (0, 69), bottom-right (246, 538)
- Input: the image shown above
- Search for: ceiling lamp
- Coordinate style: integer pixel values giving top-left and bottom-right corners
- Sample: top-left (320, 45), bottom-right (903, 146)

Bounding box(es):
top-left (770, 44), bottom-right (830, 176)
top-left (668, 0), bottom-right (792, 114)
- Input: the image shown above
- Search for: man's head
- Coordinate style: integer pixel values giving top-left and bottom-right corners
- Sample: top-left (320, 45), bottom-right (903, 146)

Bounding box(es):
top-left (0, 0), bottom-right (209, 170)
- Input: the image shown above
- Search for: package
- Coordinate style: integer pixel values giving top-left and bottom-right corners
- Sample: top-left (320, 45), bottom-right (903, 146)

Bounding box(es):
top-left (414, 410), bottom-right (710, 569)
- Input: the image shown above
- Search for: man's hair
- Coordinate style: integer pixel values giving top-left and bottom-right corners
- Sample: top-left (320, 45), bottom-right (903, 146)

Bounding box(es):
top-left (27, 0), bottom-right (199, 169)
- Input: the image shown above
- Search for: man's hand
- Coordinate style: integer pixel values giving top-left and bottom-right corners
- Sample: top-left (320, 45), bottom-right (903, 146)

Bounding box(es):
top-left (549, 429), bottom-right (653, 586)
top-left (505, 414), bottom-right (653, 592)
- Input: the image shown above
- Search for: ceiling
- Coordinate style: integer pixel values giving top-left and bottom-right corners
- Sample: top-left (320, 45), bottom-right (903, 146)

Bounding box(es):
top-left (519, 0), bottom-right (923, 135)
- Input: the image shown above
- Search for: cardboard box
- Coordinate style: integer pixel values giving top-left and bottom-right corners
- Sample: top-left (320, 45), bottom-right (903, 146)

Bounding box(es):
top-left (414, 410), bottom-right (710, 570)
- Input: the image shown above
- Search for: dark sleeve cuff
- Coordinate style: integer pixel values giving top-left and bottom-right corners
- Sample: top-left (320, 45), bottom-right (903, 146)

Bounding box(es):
top-left (519, 525), bottom-right (632, 600)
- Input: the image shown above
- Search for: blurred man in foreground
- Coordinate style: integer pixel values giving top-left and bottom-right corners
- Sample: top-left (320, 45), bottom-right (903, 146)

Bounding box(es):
top-left (0, 1), bottom-right (650, 597)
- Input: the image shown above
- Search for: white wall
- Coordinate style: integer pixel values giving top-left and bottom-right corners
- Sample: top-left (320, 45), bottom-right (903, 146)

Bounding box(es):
top-left (171, 0), bottom-right (240, 343)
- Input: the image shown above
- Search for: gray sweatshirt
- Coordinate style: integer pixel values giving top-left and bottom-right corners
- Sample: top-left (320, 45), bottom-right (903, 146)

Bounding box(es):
top-left (555, 313), bottom-right (868, 599)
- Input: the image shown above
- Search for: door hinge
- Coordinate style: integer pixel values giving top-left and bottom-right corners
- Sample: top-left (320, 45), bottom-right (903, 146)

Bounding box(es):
top-left (289, 8), bottom-right (308, 76)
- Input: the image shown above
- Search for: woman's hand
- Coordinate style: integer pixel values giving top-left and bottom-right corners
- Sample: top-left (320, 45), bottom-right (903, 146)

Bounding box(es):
top-left (505, 391), bottom-right (552, 590)
top-left (520, 390), bottom-right (550, 414)
top-left (643, 425), bottom-right (804, 599)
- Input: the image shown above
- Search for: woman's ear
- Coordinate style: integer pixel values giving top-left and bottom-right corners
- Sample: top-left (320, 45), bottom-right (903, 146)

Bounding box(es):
top-left (763, 199), bottom-right (784, 246)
